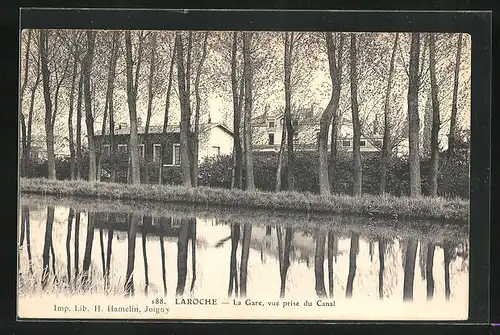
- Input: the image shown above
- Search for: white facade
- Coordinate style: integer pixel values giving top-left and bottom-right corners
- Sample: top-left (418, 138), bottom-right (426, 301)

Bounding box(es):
top-left (198, 124), bottom-right (234, 163)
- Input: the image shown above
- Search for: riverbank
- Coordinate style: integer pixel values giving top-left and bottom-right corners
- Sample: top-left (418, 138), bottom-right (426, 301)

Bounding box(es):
top-left (19, 178), bottom-right (469, 221)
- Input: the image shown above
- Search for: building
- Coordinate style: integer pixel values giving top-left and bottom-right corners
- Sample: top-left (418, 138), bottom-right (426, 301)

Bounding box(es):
top-left (251, 106), bottom-right (383, 154)
top-left (93, 122), bottom-right (233, 171)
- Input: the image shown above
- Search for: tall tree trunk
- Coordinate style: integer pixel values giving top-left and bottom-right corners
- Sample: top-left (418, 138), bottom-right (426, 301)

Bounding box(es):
top-left (242, 32), bottom-right (255, 190)
top-left (380, 33), bottom-right (399, 194)
top-left (239, 223), bottom-right (252, 297)
top-left (407, 32), bottom-right (422, 197)
top-left (125, 213), bottom-right (139, 296)
top-left (20, 29), bottom-right (31, 177)
top-left (39, 30), bottom-right (56, 180)
top-left (318, 33), bottom-right (344, 195)
top-left (76, 71), bottom-right (83, 180)
top-left (275, 113), bottom-right (287, 191)
top-left (41, 206), bottom-right (54, 289)
top-left (448, 34), bottom-right (463, 159)
top-left (26, 57), bottom-right (41, 178)
top-left (429, 34), bottom-right (441, 197)
top-left (98, 33), bottom-right (119, 182)
top-left (83, 30), bottom-right (97, 181)
top-left (284, 32), bottom-right (295, 191)
top-left (231, 32), bottom-right (243, 189)
top-left (68, 46), bottom-right (78, 180)
top-left (124, 31), bottom-right (143, 185)
top-left (314, 229), bottom-right (327, 297)
top-left (426, 242), bottom-right (435, 299)
top-left (108, 31), bottom-right (120, 183)
top-left (176, 33), bottom-right (193, 187)
top-left (191, 32), bottom-right (209, 187)
top-left (159, 44), bottom-right (176, 185)
top-left (144, 33), bottom-right (157, 184)
top-left (349, 33), bottom-right (362, 196)
top-left (403, 238), bottom-right (418, 301)
top-left (328, 108), bottom-right (341, 192)
top-left (346, 232), bottom-right (359, 298)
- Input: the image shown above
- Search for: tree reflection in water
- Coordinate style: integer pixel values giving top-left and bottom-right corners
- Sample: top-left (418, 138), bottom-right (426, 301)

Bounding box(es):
top-left (277, 226), bottom-right (293, 298)
top-left (41, 206), bottom-right (55, 290)
top-left (239, 223), bottom-right (252, 297)
top-left (314, 229), bottom-right (327, 297)
top-left (403, 238), bottom-right (418, 301)
top-left (228, 223), bottom-right (240, 297)
top-left (125, 213), bottom-right (139, 296)
top-left (346, 231), bottom-right (359, 298)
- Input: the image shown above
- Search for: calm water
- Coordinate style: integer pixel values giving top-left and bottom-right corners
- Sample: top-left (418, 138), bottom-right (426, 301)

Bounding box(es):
top-left (17, 195), bottom-right (469, 320)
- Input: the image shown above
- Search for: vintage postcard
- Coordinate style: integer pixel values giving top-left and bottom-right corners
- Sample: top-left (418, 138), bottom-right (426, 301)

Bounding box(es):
top-left (17, 10), bottom-right (476, 322)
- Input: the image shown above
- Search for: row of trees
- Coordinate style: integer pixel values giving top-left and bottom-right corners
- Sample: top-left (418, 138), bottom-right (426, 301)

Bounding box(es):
top-left (19, 205), bottom-right (466, 300)
top-left (20, 30), bottom-right (469, 198)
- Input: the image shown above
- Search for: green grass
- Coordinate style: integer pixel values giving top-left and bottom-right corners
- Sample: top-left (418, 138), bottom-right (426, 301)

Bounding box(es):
top-left (19, 177), bottom-right (470, 222)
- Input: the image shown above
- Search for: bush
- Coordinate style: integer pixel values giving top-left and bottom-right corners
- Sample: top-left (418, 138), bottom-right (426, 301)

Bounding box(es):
top-left (197, 148), bottom-right (469, 199)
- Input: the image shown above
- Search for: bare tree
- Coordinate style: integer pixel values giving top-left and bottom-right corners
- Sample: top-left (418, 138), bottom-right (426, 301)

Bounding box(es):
top-left (283, 32), bottom-right (295, 191)
top-left (97, 32), bottom-right (121, 182)
top-left (158, 36), bottom-right (176, 184)
top-left (407, 33), bottom-right (422, 197)
top-left (428, 34), bottom-right (441, 197)
top-left (20, 29), bottom-right (32, 177)
top-left (83, 30), bottom-right (97, 181)
top-left (143, 32), bottom-right (157, 184)
top-left (231, 32), bottom-right (244, 189)
top-left (318, 33), bottom-right (345, 195)
top-left (379, 33), bottom-right (399, 194)
top-left (40, 30), bottom-right (70, 180)
top-left (448, 33), bottom-right (463, 158)
top-left (176, 32), bottom-right (193, 187)
top-left (124, 30), bottom-right (144, 185)
top-left (349, 33), bottom-right (362, 196)
top-left (191, 32), bottom-right (210, 187)
top-left (242, 32), bottom-right (255, 190)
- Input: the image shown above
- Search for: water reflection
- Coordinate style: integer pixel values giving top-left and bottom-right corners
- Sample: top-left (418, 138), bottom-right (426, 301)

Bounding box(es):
top-left (17, 199), bottom-right (469, 306)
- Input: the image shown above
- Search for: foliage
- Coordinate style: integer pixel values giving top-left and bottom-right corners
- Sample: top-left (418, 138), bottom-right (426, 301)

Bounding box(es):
top-left (20, 177), bottom-right (469, 221)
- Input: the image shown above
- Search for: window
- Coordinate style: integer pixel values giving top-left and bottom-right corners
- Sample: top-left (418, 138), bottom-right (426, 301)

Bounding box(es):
top-left (138, 144), bottom-right (145, 159)
top-left (173, 144), bottom-right (180, 165)
top-left (212, 146), bottom-right (221, 156)
top-left (268, 133), bottom-right (275, 145)
top-left (292, 119), bottom-right (299, 128)
top-left (293, 132), bottom-right (299, 144)
top-left (342, 140), bottom-right (351, 147)
top-left (117, 144), bottom-right (128, 154)
top-left (360, 140), bottom-right (366, 147)
top-left (153, 144), bottom-right (162, 162)
top-left (268, 121), bottom-right (275, 128)
top-left (374, 139), bottom-right (382, 147)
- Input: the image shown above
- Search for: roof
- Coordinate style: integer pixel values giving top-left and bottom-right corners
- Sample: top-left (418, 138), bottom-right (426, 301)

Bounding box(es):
top-left (95, 123), bottom-right (233, 137)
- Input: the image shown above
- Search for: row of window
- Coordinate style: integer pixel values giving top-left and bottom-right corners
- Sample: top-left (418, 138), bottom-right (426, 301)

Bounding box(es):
top-left (341, 139), bottom-right (382, 147)
top-left (101, 144), bottom-right (221, 165)
top-left (267, 119), bottom-right (299, 129)
top-left (267, 132), bottom-right (299, 146)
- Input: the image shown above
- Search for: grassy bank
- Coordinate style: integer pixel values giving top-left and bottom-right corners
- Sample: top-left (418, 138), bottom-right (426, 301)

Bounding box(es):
top-left (19, 178), bottom-right (469, 222)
